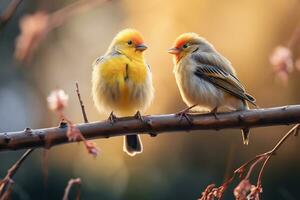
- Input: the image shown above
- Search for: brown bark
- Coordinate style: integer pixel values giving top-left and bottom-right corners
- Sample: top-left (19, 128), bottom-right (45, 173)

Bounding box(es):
top-left (0, 105), bottom-right (300, 151)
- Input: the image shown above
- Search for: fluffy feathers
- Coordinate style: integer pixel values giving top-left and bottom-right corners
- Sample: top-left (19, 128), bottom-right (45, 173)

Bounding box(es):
top-left (170, 33), bottom-right (256, 144)
top-left (92, 29), bottom-right (154, 156)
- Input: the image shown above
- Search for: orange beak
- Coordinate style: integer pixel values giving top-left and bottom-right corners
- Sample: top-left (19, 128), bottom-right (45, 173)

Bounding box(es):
top-left (168, 47), bottom-right (181, 54)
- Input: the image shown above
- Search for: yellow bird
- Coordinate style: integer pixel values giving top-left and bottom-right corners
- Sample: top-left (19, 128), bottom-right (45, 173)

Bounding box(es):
top-left (92, 29), bottom-right (154, 156)
top-left (168, 33), bottom-right (256, 145)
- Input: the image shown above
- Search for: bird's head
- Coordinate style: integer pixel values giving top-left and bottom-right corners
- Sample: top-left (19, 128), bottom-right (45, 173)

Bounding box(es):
top-left (168, 33), bottom-right (214, 63)
top-left (109, 28), bottom-right (147, 58)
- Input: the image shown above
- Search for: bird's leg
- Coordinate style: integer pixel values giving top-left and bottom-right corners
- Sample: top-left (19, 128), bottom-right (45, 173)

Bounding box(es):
top-left (175, 104), bottom-right (197, 123)
top-left (210, 106), bottom-right (219, 119)
top-left (134, 110), bottom-right (145, 122)
top-left (108, 111), bottom-right (118, 124)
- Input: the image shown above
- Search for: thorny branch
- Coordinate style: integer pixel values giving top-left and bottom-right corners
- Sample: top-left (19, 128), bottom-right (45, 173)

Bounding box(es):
top-left (0, 105), bottom-right (300, 151)
top-left (0, 149), bottom-right (34, 199)
top-left (47, 89), bottom-right (98, 157)
top-left (198, 124), bottom-right (299, 200)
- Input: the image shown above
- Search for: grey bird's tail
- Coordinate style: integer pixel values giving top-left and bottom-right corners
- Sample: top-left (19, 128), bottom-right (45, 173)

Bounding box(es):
top-left (123, 134), bottom-right (143, 156)
top-left (241, 101), bottom-right (251, 145)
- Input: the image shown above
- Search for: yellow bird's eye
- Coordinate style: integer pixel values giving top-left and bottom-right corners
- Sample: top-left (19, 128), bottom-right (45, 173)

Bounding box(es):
top-left (127, 40), bottom-right (133, 45)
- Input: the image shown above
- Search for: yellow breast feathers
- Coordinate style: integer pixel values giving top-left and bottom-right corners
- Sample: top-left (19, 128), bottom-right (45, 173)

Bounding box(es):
top-left (92, 54), bottom-right (149, 115)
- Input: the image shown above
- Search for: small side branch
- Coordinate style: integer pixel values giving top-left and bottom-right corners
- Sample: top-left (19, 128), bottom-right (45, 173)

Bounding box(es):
top-left (75, 82), bottom-right (88, 123)
top-left (0, 149), bottom-right (34, 198)
top-left (62, 178), bottom-right (81, 200)
top-left (0, 105), bottom-right (300, 151)
top-left (0, 0), bottom-right (23, 30)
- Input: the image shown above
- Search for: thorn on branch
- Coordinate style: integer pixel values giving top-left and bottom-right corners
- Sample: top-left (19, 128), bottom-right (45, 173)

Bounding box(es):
top-left (59, 121), bottom-right (68, 129)
top-left (0, 105), bottom-right (300, 151)
top-left (24, 127), bottom-right (32, 135)
top-left (3, 133), bottom-right (10, 144)
top-left (47, 89), bottom-right (99, 157)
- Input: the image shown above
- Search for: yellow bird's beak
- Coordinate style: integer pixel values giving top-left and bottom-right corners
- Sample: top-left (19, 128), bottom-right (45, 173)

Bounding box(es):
top-left (135, 44), bottom-right (148, 51)
top-left (168, 47), bottom-right (181, 54)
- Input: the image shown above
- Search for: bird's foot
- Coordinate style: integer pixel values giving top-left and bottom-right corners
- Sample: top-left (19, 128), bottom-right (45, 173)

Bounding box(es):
top-left (175, 105), bottom-right (197, 124)
top-left (108, 111), bottom-right (118, 124)
top-left (176, 111), bottom-right (192, 124)
top-left (210, 107), bottom-right (219, 120)
top-left (134, 111), bottom-right (145, 122)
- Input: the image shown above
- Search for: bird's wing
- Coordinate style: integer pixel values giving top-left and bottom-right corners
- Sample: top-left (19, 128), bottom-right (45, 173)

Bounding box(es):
top-left (92, 56), bottom-right (104, 66)
top-left (92, 51), bottom-right (123, 67)
top-left (147, 64), bottom-right (151, 71)
top-left (194, 64), bottom-right (256, 106)
top-left (191, 52), bottom-right (235, 75)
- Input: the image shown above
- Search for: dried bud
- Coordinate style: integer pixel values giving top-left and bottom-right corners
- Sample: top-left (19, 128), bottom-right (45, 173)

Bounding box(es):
top-left (270, 46), bottom-right (293, 83)
top-left (47, 89), bottom-right (69, 111)
top-left (234, 179), bottom-right (258, 200)
top-left (66, 124), bottom-right (99, 157)
top-left (66, 124), bottom-right (81, 142)
top-left (198, 184), bottom-right (225, 200)
top-left (85, 141), bottom-right (99, 157)
top-left (248, 185), bottom-right (262, 200)
top-left (15, 12), bottom-right (49, 62)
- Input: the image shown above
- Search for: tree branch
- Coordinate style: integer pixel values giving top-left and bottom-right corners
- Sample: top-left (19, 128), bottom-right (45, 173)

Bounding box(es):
top-left (0, 149), bottom-right (34, 198)
top-left (0, 0), bottom-right (23, 30)
top-left (0, 105), bottom-right (300, 151)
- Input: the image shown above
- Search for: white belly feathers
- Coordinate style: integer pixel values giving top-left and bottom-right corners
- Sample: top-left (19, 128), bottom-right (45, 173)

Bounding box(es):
top-left (174, 57), bottom-right (224, 111)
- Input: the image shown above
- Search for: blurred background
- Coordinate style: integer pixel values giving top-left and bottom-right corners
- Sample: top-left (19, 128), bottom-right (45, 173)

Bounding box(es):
top-left (1, 0), bottom-right (300, 199)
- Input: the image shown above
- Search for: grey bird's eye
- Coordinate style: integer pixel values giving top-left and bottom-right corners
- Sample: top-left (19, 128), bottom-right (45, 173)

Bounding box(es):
top-left (127, 40), bottom-right (133, 45)
top-left (183, 44), bottom-right (188, 49)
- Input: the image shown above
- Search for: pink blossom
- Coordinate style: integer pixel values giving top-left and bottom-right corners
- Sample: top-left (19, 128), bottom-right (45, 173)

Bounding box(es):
top-left (270, 46), bottom-right (293, 83)
top-left (47, 89), bottom-right (69, 111)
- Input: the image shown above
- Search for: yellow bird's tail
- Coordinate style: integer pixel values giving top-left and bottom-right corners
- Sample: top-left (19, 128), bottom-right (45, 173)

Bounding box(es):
top-left (123, 134), bottom-right (143, 156)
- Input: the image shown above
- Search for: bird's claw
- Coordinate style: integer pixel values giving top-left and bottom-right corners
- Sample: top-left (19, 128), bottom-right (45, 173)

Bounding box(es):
top-left (210, 107), bottom-right (219, 120)
top-left (134, 111), bottom-right (144, 122)
top-left (108, 112), bottom-right (118, 124)
top-left (175, 110), bottom-right (193, 124)
top-left (212, 112), bottom-right (219, 120)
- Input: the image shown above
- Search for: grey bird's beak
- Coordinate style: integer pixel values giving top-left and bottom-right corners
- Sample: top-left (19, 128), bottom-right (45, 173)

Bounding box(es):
top-left (168, 47), bottom-right (180, 54)
top-left (135, 44), bottom-right (148, 51)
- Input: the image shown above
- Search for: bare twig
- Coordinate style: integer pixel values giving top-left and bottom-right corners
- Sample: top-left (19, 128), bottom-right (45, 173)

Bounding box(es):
top-left (0, 0), bottom-right (23, 30)
top-left (198, 123), bottom-right (299, 200)
top-left (62, 178), bottom-right (81, 200)
top-left (75, 82), bottom-right (88, 123)
top-left (256, 124), bottom-right (300, 186)
top-left (15, 0), bottom-right (110, 62)
top-left (49, 0), bottom-right (110, 29)
top-left (47, 89), bottom-right (98, 157)
top-left (0, 105), bottom-right (300, 151)
top-left (0, 149), bottom-right (34, 198)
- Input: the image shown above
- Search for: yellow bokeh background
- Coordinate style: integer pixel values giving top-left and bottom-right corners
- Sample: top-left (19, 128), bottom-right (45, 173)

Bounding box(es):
top-left (1, 0), bottom-right (300, 199)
